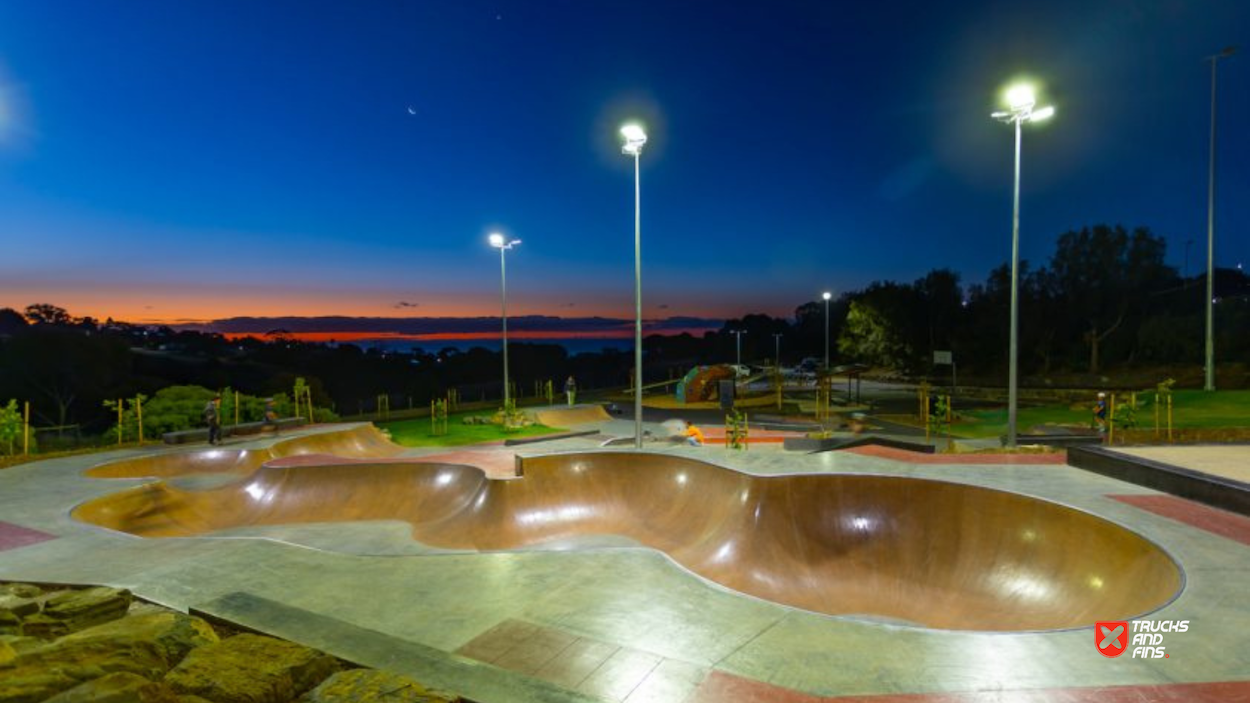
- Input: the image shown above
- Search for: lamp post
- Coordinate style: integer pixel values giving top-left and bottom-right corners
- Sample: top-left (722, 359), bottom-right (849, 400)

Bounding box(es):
top-left (488, 232), bottom-right (521, 407)
top-left (621, 123), bottom-right (648, 448)
top-left (993, 83), bottom-right (1054, 448)
top-left (773, 332), bottom-right (783, 369)
top-left (1205, 46), bottom-right (1237, 392)
top-left (730, 330), bottom-right (746, 369)
top-left (822, 292), bottom-right (832, 370)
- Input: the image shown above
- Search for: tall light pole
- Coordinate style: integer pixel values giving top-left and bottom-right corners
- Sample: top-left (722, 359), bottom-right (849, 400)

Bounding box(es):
top-left (621, 123), bottom-right (647, 448)
top-left (773, 332), bottom-right (783, 369)
top-left (993, 83), bottom-right (1055, 448)
top-left (822, 292), bottom-right (832, 370)
top-left (730, 330), bottom-right (747, 368)
top-left (1205, 46), bottom-right (1237, 392)
top-left (489, 232), bottom-right (521, 407)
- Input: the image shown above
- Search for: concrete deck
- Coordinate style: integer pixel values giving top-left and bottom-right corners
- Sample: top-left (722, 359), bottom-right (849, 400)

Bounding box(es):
top-left (1, 422), bottom-right (1248, 702)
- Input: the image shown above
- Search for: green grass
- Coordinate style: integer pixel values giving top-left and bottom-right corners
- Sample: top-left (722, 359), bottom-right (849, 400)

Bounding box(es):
top-left (953, 389), bottom-right (1250, 438)
top-left (378, 411), bottom-right (567, 447)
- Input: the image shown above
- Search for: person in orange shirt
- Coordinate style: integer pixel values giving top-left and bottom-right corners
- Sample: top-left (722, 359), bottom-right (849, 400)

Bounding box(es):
top-left (683, 420), bottom-right (705, 446)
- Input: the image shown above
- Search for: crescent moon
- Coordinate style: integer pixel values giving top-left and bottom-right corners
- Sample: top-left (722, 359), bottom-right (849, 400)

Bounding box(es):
top-left (407, 106), bottom-right (416, 115)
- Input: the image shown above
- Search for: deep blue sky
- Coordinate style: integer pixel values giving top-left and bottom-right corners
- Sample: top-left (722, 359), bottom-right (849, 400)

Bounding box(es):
top-left (0, 0), bottom-right (1246, 323)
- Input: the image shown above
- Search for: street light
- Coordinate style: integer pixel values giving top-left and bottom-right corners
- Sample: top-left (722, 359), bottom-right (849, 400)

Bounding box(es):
top-left (730, 330), bottom-right (747, 369)
top-left (773, 332), bottom-right (783, 369)
top-left (621, 123), bottom-right (647, 448)
top-left (488, 232), bottom-right (521, 407)
top-left (993, 82), bottom-right (1054, 448)
top-left (822, 291), bottom-right (832, 370)
top-left (1205, 46), bottom-right (1237, 392)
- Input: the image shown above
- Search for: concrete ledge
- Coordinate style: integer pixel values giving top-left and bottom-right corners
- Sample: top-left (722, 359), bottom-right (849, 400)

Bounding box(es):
top-left (1068, 445), bottom-right (1250, 516)
top-left (504, 430), bottom-right (601, 446)
top-left (786, 435), bottom-right (936, 454)
top-left (1008, 432), bottom-right (1104, 448)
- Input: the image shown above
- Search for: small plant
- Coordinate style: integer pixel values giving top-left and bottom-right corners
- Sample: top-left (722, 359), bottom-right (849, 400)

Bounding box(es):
top-left (494, 399), bottom-right (529, 433)
top-left (0, 400), bottom-right (24, 455)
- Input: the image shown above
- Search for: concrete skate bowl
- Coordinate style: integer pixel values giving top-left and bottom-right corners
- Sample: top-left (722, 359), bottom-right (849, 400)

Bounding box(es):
top-left (73, 450), bottom-right (1182, 632)
top-left (82, 424), bottom-right (403, 479)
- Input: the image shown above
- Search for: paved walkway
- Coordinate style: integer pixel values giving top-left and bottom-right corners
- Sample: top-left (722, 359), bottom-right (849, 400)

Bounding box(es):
top-left (1, 423), bottom-right (1248, 702)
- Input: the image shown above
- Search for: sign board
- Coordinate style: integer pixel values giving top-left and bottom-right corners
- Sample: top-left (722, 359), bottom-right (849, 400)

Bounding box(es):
top-left (933, 351), bottom-right (953, 365)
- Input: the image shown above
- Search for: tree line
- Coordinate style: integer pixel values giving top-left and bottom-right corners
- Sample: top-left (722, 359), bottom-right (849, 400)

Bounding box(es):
top-left (2, 222), bottom-right (1247, 440)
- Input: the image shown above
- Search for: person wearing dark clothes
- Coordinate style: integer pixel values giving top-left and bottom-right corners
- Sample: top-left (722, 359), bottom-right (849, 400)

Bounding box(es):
top-left (204, 395), bottom-right (222, 445)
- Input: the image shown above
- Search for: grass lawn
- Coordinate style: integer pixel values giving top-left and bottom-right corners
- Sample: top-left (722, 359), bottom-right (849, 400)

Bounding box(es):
top-left (378, 411), bottom-right (566, 447)
top-left (952, 389), bottom-right (1250, 439)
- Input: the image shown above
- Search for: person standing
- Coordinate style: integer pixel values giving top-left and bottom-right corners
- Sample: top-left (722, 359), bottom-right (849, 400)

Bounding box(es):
top-left (1094, 392), bottom-right (1108, 434)
top-left (263, 397), bottom-right (279, 435)
top-left (564, 375), bottom-right (577, 407)
top-left (204, 395), bottom-right (222, 445)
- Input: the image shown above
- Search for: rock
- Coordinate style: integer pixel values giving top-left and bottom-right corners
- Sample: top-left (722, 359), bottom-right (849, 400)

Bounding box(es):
top-left (0, 583), bottom-right (43, 599)
top-left (0, 668), bottom-right (80, 703)
top-left (0, 633), bottom-right (42, 656)
top-left (43, 672), bottom-right (181, 703)
top-left (301, 669), bottom-right (461, 702)
top-left (20, 613), bottom-right (71, 638)
top-left (164, 633), bottom-right (341, 703)
top-left (0, 608), bottom-right (22, 636)
top-left (42, 587), bottom-right (133, 633)
top-left (10, 611), bottom-right (219, 688)
top-left (0, 593), bottom-right (42, 618)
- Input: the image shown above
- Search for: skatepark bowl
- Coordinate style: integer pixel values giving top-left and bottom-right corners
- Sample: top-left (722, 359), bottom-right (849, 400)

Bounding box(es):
top-left (73, 438), bottom-right (1182, 633)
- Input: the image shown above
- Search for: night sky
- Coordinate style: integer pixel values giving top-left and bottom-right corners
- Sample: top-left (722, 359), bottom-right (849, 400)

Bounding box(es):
top-left (0, 0), bottom-right (1246, 325)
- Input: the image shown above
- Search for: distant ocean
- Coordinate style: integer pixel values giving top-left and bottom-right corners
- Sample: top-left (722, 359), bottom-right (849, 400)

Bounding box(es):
top-left (346, 337), bottom-right (635, 356)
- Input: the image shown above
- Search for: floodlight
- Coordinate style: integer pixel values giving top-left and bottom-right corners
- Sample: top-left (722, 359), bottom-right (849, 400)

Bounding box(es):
top-left (621, 124), bottom-right (647, 155)
top-left (1006, 84), bottom-right (1036, 110)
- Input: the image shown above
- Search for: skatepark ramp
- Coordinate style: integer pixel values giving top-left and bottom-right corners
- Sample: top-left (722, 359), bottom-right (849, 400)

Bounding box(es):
top-left (73, 445), bottom-right (1181, 632)
top-left (532, 405), bottom-right (611, 427)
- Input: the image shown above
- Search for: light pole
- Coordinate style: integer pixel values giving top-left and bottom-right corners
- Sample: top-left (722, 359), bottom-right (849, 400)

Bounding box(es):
top-left (730, 330), bottom-right (747, 369)
top-left (822, 292), bottom-right (832, 370)
top-left (488, 232), bottom-right (521, 407)
top-left (993, 83), bottom-right (1055, 448)
top-left (621, 123), bottom-right (647, 448)
top-left (1205, 46), bottom-right (1237, 392)
top-left (773, 332), bottom-right (783, 369)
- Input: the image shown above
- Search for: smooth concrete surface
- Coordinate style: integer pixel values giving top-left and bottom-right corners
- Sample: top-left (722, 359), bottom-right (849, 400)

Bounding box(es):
top-left (73, 442), bottom-right (1181, 631)
top-left (1112, 444), bottom-right (1250, 483)
top-left (2, 423), bottom-right (1249, 701)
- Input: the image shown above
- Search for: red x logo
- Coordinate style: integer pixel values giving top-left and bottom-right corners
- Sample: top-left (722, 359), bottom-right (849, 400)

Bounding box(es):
top-left (1096, 621), bottom-right (1129, 658)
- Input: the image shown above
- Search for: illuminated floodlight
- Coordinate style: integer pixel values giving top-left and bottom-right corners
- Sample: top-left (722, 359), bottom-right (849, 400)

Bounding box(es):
top-left (1005, 84), bottom-right (1036, 110)
top-left (822, 291), bottom-right (832, 301)
top-left (489, 232), bottom-right (520, 249)
top-left (994, 82), bottom-right (1053, 125)
top-left (620, 124), bottom-right (647, 155)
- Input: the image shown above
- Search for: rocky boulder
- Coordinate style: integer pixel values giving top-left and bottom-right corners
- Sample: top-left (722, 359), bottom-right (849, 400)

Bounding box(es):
top-left (0, 612), bottom-right (219, 701)
top-left (164, 633), bottom-right (341, 703)
top-left (300, 669), bottom-right (461, 703)
top-left (43, 672), bottom-right (181, 703)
